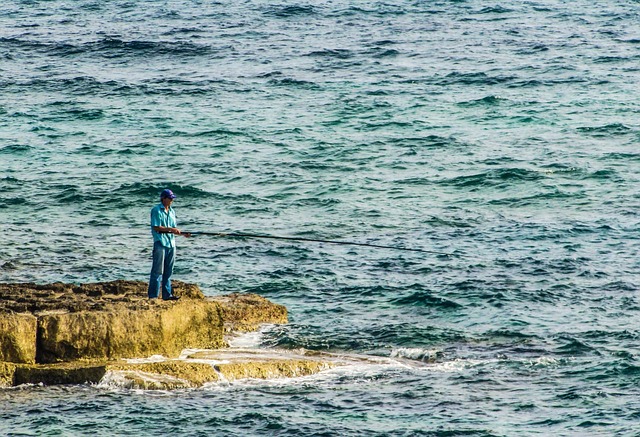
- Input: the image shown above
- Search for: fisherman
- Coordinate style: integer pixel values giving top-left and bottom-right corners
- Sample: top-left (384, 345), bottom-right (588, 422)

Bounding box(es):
top-left (148, 189), bottom-right (190, 300)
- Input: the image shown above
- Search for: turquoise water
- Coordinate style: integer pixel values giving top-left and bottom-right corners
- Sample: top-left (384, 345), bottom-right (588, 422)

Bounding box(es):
top-left (1, 0), bottom-right (640, 435)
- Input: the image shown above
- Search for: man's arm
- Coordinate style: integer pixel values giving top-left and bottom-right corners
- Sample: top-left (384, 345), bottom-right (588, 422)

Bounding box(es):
top-left (152, 226), bottom-right (190, 237)
top-left (153, 226), bottom-right (181, 235)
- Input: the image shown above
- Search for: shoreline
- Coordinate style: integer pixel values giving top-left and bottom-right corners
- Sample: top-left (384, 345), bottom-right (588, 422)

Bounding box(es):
top-left (0, 280), bottom-right (334, 388)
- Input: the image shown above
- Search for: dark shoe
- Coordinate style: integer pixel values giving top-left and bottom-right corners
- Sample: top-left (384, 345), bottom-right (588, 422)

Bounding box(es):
top-left (163, 295), bottom-right (180, 301)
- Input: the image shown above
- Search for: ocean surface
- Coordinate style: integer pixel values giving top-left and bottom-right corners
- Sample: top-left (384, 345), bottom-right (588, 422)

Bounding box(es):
top-left (1, 0), bottom-right (639, 435)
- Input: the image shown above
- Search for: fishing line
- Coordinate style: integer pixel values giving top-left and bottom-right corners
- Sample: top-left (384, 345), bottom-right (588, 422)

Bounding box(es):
top-left (185, 231), bottom-right (457, 256)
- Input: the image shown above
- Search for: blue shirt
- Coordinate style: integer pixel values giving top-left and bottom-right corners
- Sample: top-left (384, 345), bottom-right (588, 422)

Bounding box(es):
top-left (150, 203), bottom-right (177, 248)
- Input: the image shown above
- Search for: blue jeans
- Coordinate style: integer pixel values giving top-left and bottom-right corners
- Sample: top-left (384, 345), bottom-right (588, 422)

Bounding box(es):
top-left (148, 241), bottom-right (175, 299)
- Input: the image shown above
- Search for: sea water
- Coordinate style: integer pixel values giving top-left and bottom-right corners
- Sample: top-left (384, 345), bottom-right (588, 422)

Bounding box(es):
top-left (1, 1), bottom-right (639, 435)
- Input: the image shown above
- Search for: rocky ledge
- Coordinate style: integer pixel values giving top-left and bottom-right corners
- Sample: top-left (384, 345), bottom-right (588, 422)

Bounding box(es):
top-left (0, 280), bottom-right (330, 388)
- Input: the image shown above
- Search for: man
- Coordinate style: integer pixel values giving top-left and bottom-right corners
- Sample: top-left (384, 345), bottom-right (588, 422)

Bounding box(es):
top-left (148, 189), bottom-right (190, 300)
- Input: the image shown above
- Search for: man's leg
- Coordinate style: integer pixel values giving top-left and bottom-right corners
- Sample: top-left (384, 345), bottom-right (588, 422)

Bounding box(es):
top-left (148, 241), bottom-right (164, 298)
top-left (161, 245), bottom-right (175, 300)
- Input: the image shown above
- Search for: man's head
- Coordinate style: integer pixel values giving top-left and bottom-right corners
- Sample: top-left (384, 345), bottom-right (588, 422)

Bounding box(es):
top-left (160, 189), bottom-right (176, 207)
top-left (160, 189), bottom-right (176, 200)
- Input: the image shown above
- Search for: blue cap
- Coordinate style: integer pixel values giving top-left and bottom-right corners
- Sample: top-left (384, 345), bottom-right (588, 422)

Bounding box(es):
top-left (160, 189), bottom-right (176, 199)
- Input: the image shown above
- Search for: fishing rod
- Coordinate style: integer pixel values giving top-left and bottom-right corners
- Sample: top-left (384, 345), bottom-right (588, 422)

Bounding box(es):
top-left (184, 231), bottom-right (456, 256)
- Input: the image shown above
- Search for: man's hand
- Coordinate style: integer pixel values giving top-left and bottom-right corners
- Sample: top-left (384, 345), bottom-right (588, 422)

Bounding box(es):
top-left (172, 228), bottom-right (191, 237)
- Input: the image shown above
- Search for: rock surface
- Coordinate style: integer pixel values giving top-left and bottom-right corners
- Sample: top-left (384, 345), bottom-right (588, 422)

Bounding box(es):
top-left (4, 351), bottom-right (337, 389)
top-left (214, 292), bottom-right (291, 332)
top-left (0, 280), bottom-right (204, 314)
top-left (0, 313), bottom-right (37, 364)
top-left (0, 280), bottom-right (307, 388)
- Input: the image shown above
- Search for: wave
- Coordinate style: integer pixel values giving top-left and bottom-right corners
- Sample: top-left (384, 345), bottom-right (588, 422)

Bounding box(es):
top-left (41, 182), bottom-right (220, 206)
top-left (617, 38), bottom-right (640, 44)
top-left (481, 329), bottom-right (541, 342)
top-left (161, 27), bottom-right (205, 37)
top-left (263, 323), bottom-right (468, 352)
top-left (390, 347), bottom-right (442, 362)
top-left (440, 168), bottom-right (544, 188)
top-left (538, 164), bottom-right (623, 182)
top-left (553, 335), bottom-right (600, 356)
top-left (3, 76), bottom-right (120, 97)
top-left (386, 134), bottom-right (471, 149)
top-left (604, 152), bottom-right (640, 161)
top-left (457, 95), bottom-right (508, 107)
top-left (361, 120), bottom-right (419, 131)
top-left (48, 185), bottom-right (92, 204)
top-left (515, 44), bottom-right (549, 55)
top-left (0, 144), bottom-right (35, 154)
top-left (577, 123), bottom-right (633, 137)
top-left (0, 197), bottom-right (28, 207)
top-left (343, 6), bottom-right (407, 16)
top-left (368, 48), bottom-right (400, 58)
top-left (391, 291), bottom-right (462, 309)
top-left (114, 143), bottom-right (155, 155)
top-left (0, 36), bottom-right (218, 59)
top-left (288, 197), bottom-right (342, 208)
top-left (55, 107), bottom-right (105, 121)
top-left (0, 176), bottom-right (24, 186)
top-left (433, 72), bottom-right (517, 86)
top-left (116, 182), bottom-right (217, 200)
top-left (506, 77), bottom-right (592, 88)
top-left (593, 55), bottom-right (639, 64)
top-left (477, 6), bottom-right (514, 14)
top-left (267, 77), bottom-right (321, 89)
top-left (305, 48), bottom-right (354, 59)
top-left (487, 189), bottom-right (579, 206)
top-left (170, 128), bottom-right (249, 138)
top-left (3, 76), bottom-right (235, 97)
top-left (584, 169), bottom-right (621, 181)
top-left (263, 5), bottom-right (317, 18)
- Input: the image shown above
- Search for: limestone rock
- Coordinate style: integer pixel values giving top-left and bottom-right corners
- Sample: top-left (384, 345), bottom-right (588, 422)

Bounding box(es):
top-left (13, 360), bottom-right (220, 389)
top-left (0, 280), bottom-right (287, 365)
top-left (9, 355), bottom-right (335, 389)
top-left (0, 280), bottom-right (203, 314)
top-left (0, 280), bottom-right (297, 387)
top-left (187, 349), bottom-right (336, 381)
top-left (212, 293), bottom-right (288, 332)
top-left (37, 299), bottom-right (224, 363)
top-left (0, 361), bottom-right (16, 387)
top-left (217, 360), bottom-right (333, 380)
top-left (106, 361), bottom-right (220, 389)
top-left (14, 361), bottom-right (108, 386)
top-left (0, 313), bottom-right (37, 364)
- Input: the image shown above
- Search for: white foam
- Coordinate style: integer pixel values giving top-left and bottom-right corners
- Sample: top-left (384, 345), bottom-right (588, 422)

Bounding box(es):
top-left (95, 346), bottom-right (532, 392)
top-left (178, 348), bottom-right (212, 360)
top-left (124, 354), bottom-right (166, 364)
top-left (226, 330), bottom-right (264, 348)
top-left (530, 356), bottom-right (559, 366)
top-left (422, 359), bottom-right (479, 372)
top-left (96, 370), bottom-right (132, 389)
top-left (96, 370), bottom-right (192, 390)
top-left (390, 347), bottom-right (441, 362)
top-left (225, 324), bottom-right (277, 348)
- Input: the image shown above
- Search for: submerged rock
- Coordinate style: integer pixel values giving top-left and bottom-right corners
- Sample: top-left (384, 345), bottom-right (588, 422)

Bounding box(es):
top-left (3, 352), bottom-right (337, 390)
top-left (11, 360), bottom-right (220, 389)
top-left (188, 349), bottom-right (336, 381)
